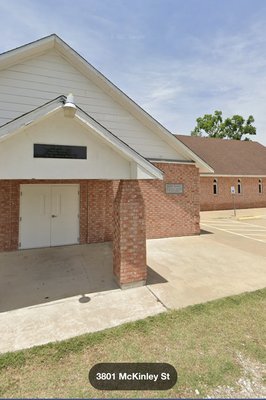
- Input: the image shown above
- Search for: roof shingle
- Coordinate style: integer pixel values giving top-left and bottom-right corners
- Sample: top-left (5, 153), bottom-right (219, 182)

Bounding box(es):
top-left (175, 135), bottom-right (266, 175)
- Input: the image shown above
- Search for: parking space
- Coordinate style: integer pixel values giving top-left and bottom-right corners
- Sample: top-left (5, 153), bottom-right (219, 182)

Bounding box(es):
top-left (201, 207), bottom-right (266, 244)
top-left (147, 208), bottom-right (266, 309)
top-left (201, 218), bottom-right (266, 244)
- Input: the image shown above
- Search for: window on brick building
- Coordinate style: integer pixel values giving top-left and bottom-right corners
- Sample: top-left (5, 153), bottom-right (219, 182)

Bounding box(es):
top-left (259, 179), bottom-right (263, 194)
top-left (237, 179), bottom-right (242, 194)
top-left (213, 179), bottom-right (218, 195)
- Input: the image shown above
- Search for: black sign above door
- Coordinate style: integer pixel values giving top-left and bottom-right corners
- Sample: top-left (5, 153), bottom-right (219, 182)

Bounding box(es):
top-left (34, 144), bottom-right (87, 159)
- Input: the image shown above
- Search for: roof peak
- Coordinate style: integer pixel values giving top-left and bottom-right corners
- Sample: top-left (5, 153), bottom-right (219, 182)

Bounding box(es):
top-left (0, 35), bottom-right (214, 173)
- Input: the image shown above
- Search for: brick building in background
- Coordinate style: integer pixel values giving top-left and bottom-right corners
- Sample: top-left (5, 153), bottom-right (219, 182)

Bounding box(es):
top-left (176, 135), bottom-right (266, 211)
top-left (0, 35), bottom-right (212, 288)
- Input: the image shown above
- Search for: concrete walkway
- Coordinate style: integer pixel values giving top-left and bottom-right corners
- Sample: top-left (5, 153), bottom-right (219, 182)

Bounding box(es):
top-left (1, 208), bottom-right (266, 353)
top-left (0, 287), bottom-right (165, 353)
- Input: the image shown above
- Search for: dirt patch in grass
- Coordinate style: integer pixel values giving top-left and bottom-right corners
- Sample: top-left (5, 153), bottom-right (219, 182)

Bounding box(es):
top-left (0, 288), bottom-right (265, 398)
top-left (207, 353), bottom-right (266, 398)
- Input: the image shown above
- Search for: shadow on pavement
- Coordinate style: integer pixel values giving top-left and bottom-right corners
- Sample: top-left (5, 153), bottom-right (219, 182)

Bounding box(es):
top-left (0, 243), bottom-right (167, 312)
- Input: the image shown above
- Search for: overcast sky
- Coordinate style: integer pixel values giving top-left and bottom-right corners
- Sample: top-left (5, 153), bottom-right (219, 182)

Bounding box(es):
top-left (1, 0), bottom-right (266, 144)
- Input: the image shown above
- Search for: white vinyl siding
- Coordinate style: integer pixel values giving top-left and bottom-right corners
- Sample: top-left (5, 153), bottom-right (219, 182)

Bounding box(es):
top-left (0, 111), bottom-right (139, 180)
top-left (0, 50), bottom-right (183, 160)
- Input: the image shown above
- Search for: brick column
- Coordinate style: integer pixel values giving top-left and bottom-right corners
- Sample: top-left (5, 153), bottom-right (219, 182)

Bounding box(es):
top-left (113, 180), bottom-right (147, 289)
top-left (0, 180), bottom-right (19, 251)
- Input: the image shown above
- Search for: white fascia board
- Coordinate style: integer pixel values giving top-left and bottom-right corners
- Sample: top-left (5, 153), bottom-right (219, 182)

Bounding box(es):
top-left (130, 163), bottom-right (160, 179)
top-left (148, 159), bottom-right (196, 165)
top-left (0, 99), bottom-right (64, 142)
top-left (75, 109), bottom-right (163, 180)
top-left (0, 35), bottom-right (55, 71)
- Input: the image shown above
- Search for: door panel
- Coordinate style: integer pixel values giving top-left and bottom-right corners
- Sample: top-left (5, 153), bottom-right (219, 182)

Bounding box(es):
top-left (51, 185), bottom-right (79, 246)
top-left (20, 185), bottom-right (51, 249)
top-left (19, 184), bottom-right (79, 249)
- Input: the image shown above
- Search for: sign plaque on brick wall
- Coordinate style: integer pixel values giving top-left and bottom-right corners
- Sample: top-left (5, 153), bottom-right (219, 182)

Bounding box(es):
top-left (165, 183), bottom-right (184, 194)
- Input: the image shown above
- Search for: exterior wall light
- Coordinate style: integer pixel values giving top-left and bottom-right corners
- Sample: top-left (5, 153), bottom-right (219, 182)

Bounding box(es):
top-left (63, 93), bottom-right (77, 118)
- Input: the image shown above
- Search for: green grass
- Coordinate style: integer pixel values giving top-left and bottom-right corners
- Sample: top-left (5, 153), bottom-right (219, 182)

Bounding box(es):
top-left (0, 288), bottom-right (265, 398)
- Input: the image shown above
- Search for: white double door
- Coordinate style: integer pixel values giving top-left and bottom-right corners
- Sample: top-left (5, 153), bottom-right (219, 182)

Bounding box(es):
top-left (19, 184), bottom-right (79, 249)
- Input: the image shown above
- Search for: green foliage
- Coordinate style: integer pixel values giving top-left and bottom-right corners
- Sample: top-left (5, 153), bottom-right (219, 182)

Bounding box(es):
top-left (191, 110), bottom-right (256, 140)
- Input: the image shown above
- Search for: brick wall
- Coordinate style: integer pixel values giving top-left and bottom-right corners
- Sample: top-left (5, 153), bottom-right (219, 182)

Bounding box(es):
top-left (0, 164), bottom-right (200, 251)
top-left (84, 163), bottom-right (200, 243)
top-left (200, 176), bottom-right (266, 211)
top-left (140, 163), bottom-right (200, 238)
top-left (87, 180), bottom-right (117, 243)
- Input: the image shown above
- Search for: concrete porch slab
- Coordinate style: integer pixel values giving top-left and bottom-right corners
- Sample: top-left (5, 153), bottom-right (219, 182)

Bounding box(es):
top-left (0, 243), bottom-right (117, 312)
top-left (0, 242), bottom-right (166, 353)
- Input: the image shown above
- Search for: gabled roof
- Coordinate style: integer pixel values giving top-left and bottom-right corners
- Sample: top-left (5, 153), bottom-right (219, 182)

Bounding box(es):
top-left (176, 135), bottom-right (266, 176)
top-left (0, 96), bottom-right (164, 180)
top-left (0, 34), bottom-right (213, 174)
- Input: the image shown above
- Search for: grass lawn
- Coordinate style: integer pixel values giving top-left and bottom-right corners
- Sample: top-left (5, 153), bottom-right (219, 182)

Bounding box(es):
top-left (0, 288), bottom-right (265, 398)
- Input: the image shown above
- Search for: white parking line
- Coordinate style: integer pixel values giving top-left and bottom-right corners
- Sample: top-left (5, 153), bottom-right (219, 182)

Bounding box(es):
top-left (202, 224), bottom-right (266, 231)
top-left (202, 219), bottom-right (266, 228)
top-left (220, 228), bottom-right (266, 232)
top-left (244, 233), bottom-right (266, 235)
top-left (201, 223), bottom-right (266, 243)
top-left (201, 220), bottom-right (240, 224)
top-left (201, 222), bottom-right (266, 231)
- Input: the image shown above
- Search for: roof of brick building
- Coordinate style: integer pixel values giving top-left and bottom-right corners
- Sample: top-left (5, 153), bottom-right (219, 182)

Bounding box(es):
top-left (175, 135), bottom-right (266, 176)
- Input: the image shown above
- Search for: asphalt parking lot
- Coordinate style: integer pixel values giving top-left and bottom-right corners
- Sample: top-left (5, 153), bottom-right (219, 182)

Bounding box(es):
top-left (199, 208), bottom-right (266, 259)
top-left (147, 208), bottom-right (266, 309)
top-left (201, 208), bottom-right (266, 244)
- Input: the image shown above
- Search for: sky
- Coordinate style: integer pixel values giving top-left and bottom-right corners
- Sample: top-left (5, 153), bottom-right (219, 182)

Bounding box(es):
top-left (1, 0), bottom-right (266, 145)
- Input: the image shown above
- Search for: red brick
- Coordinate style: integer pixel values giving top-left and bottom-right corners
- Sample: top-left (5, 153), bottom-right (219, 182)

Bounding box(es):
top-left (113, 180), bottom-right (147, 287)
top-left (200, 177), bottom-right (266, 211)
top-left (0, 163), bottom-right (200, 252)
top-left (140, 163), bottom-right (200, 238)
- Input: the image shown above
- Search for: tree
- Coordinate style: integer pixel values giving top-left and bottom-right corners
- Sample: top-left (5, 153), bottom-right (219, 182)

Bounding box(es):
top-left (191, 110), bottom-right (256, 140)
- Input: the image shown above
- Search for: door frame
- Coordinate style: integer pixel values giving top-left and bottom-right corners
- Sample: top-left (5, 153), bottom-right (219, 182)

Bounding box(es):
top-left (19, 183), bottom-right (80, 249)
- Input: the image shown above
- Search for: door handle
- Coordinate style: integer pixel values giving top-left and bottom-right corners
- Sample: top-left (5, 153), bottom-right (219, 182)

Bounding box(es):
top-left (51, 215), bottom-right (57, 218)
